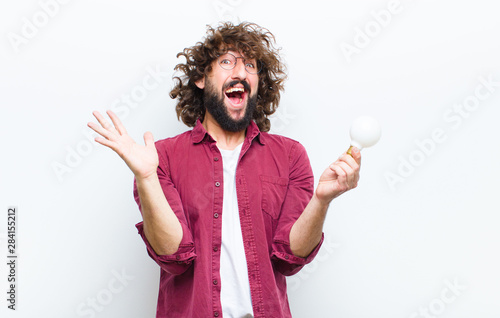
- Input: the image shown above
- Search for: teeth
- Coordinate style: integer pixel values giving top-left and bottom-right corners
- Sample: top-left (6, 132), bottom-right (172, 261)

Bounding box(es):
top-left (225, 87), bottom-right (245, 93)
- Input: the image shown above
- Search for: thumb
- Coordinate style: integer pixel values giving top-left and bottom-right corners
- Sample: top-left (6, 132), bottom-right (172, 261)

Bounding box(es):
top-left (143, 131), bottom-right (155, 147)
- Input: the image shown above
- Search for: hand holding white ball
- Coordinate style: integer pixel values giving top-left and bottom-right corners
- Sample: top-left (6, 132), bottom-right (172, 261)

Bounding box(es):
top-left (347, 116), bottom-right (381, 155)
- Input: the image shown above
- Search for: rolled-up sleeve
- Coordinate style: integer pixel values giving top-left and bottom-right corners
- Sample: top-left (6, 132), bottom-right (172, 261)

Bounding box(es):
top-left (271, 233), bottom-right (324, 276)
top-left (271, 142), bottom-right (324, 276)
top-left (135, 221), bottom-right (196, 275)
top-left (133, 143), bottom-right (196, 275)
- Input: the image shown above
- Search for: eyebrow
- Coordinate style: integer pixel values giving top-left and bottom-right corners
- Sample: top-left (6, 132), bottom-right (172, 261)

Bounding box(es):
top-left (220, 49), bottom-right (258, 65)
top-left (223, 50), bottom-right (240, 57)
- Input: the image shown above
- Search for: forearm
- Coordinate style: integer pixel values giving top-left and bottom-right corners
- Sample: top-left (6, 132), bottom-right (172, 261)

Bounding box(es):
top-left (136, 173), bottom-right (183, 255)
top-left (289, 194), bottom-right (329, 258)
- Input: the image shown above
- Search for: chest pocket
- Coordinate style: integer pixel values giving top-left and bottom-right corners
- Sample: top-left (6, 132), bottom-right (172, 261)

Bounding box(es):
top-left (260, 175), bottom-right (289, 219)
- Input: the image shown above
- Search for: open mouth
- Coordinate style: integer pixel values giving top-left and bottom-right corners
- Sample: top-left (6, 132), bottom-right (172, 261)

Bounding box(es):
top-left (224, 86), bottom-right (246, 106)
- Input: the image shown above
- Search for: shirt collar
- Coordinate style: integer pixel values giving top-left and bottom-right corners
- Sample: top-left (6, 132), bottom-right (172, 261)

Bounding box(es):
top-left (191, 119), bottom-right (265, 145)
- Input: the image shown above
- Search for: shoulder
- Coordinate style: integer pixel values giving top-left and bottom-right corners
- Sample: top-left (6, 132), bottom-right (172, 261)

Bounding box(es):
top-left (153, 130), bottom-right (194, 166)
top-left (260, 131), bottom-right (306, 151)
top-left (154, 130), bottom-right (192, 150)
top-left (259, 132), bottom-right (309, 163)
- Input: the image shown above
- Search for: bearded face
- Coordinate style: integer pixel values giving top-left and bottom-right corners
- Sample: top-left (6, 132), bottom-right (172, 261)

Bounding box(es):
top-left (203, 78), bottom-right (258, 132)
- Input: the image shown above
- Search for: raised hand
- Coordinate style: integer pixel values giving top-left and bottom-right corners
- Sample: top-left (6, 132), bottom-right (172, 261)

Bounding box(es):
top-left (315, 148), bottom-right (361, 204)
top-left (87, 110), bottom-right (159, 180)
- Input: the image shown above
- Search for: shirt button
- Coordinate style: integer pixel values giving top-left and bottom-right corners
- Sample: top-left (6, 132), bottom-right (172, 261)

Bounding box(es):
top-left (176, 255), bottom-right (180, 260)
top-left (215, 182), bottom-right (220, 187)
top-left (214, 213), bottom-right (219, 218)
top-left (214, 157), bottom-right (219, 161)
top-left (213, 246), bottom-right (219, 252)
top-left (285, 255), bottom-right (289, 260)
top-left (214, 312), bottom-right (219, 317)
top-left (213, 279), bottom-right (218, 285)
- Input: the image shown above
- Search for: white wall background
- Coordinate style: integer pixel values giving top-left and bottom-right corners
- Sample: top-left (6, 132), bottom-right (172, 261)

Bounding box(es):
top-left (1, 0), bottom-right (499, 317)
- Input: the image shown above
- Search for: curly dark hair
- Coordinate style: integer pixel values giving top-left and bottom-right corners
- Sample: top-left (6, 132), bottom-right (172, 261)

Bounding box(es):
top-left (169, 21), bottom-right (287, 132)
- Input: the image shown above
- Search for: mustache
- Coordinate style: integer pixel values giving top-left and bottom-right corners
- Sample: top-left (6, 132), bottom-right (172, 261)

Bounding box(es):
top-left (224, 80), bottom-right (251, 93)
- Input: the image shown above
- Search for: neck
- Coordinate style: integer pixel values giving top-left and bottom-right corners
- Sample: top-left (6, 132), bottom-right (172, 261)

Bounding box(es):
top-left (202, 113), bottom-right (246, 150)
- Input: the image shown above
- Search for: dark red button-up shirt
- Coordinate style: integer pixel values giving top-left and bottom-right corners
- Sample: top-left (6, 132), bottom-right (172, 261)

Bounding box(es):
top-left (134, 120), bottom-right (323, 317)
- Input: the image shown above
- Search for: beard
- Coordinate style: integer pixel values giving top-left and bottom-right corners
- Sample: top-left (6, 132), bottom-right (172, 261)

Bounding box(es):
top-left (203, 80), bottom-right (257, 132)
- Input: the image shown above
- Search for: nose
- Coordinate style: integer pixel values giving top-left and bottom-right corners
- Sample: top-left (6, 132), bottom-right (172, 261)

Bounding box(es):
top-left (231, 58), bottom-right (247, 80)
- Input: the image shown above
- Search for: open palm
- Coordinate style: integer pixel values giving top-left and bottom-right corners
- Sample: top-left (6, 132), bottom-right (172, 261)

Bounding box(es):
top-left (88, 110), bottom-right (159, 180)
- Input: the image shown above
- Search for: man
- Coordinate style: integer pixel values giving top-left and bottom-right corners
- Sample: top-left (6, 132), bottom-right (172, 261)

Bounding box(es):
top-left (88, 22), bottom-right (361, 318)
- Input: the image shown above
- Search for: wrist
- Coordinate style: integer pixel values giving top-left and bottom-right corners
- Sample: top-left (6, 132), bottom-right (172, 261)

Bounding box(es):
top-left (311, 192), bottom-right (332, 211)
top-left (135, 172), bottom-right (159, 184)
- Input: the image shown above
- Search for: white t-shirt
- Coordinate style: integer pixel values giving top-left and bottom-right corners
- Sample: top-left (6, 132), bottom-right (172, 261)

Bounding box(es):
top-left (219, 143), bottom-right (254, 318)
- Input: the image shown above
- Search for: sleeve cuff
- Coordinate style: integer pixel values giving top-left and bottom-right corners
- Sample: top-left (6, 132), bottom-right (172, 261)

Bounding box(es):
top-left (271, 233), bottom-right (324, 276)
top-left (135, 221), bottom-right (196, 275)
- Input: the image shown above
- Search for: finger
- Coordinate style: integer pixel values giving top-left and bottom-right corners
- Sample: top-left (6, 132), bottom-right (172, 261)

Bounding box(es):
top-left (94, 136), bottom-right (118, 151)
top-left (329, 163), bottom-right (348, 189)
top-left (335, 161), bottom-right (354, 185)
top-left (143, 131), bottom-right (155, 147)
top-left (338, 152), bottom-right (361, 171)
top-left (93, 110), bottom-right (114, 131)
top-left (349, 147), bottom-right (362, 165)
top-left (330, 164), bottom-right (349, 192)
top-left (335, 161), bottom-right (355, 187)
top-left (342, 154), bottom-right (361, 186)
top-left (107, 110), bottom-right (128, 135)
top-left (338, 161), bottom-right (359, 189)
top-left (87, 121), bottom-right (113, 139)
top-left (340, 154), bottom-right (361, 186)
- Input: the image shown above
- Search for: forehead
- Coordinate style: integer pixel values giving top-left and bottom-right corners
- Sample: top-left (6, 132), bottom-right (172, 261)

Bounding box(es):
top-left (220, 46), bottom-right (257, 60)
top-left (219, 51), bottom-right (257, 63)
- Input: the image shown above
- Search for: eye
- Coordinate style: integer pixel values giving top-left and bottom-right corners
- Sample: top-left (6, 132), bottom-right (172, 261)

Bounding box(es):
top-left (245, 62), bottom-right (256, 69)
top-left (220, 58), bottom-right (232, 65)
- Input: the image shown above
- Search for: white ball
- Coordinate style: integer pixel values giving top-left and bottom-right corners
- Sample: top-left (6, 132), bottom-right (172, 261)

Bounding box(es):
top-left (349, 116), bottom-right (382, 149)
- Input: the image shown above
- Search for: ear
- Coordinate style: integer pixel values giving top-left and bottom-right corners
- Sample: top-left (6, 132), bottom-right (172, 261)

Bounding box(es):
top-left (195, 77), bottom-right (205, 89)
